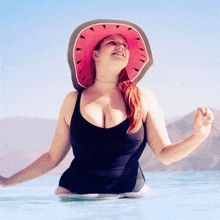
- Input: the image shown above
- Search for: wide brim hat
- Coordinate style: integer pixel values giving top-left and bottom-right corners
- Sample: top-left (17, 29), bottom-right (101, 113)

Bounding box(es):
top-left (68, 19), bottom-right (153, 91)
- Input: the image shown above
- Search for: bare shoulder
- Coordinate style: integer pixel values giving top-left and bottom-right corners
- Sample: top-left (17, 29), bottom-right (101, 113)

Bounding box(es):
top-left (63, 91), bottom-right (78, 104)
top-left (61, 91), bottom-right (79, 126)
top-left (138, 87), bottom-right (160, 120)
top-left (138, 87), bottom-right (157, 102)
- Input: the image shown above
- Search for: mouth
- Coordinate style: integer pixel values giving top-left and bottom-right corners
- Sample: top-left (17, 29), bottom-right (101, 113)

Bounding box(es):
top-left (112, 52), bottom-right (125, 57)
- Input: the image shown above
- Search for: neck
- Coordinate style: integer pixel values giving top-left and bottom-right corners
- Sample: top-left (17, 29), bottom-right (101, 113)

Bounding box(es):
top-left (92, 79), bottom-right (118, 93)
top-left (93, 64), bottom-right (122, 93)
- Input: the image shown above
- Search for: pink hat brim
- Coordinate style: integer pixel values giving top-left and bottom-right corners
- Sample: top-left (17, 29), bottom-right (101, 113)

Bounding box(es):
top-left (68, 19), bottom-right (153, 91)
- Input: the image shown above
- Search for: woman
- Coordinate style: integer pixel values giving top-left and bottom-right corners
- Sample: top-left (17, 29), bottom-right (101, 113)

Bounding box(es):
top-left (0, 20), bottom-right (214, 198)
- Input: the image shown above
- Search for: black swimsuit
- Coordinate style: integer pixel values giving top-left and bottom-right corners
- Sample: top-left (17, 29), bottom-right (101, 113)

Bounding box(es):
top-left (59, 91), bottom-right (147, 194)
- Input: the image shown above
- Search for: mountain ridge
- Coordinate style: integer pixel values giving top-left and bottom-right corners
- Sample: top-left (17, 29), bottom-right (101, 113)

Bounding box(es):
top-left (0, 109), bottom-right (219, 176)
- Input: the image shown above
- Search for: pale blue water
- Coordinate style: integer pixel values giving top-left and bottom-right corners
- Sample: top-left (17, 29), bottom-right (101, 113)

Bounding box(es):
top-left (0, 171), bottom-right (219, 220)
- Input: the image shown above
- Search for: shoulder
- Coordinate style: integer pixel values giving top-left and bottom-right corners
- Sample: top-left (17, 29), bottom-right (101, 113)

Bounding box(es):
top-left (61, 91), bottom-right (79, 111)
top-left (138, 87), bottom-right (160, 108)
top-left (60, 91), bottom-right (79, 125)
top-left (138, 88), bottom-right (158, 108)
top-left (138, 87), bottom-right (156, 100)
top-left (63, 91), bottom-right (79, 104)
top-left (138, 87), bottom-right (161, 121)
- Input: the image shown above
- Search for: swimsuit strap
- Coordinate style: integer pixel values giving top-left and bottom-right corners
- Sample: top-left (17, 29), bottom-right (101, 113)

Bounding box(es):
top-left (74, 90), bottom-right (82, 114)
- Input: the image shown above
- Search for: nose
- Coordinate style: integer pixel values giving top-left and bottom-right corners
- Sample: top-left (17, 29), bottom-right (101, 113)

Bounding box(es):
top-left (117, 43), bottom-right (124, 50)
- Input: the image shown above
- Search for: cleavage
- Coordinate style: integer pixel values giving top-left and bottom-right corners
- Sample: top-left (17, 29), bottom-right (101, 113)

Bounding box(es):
top-left (80, 93), bottom-right (127, 129)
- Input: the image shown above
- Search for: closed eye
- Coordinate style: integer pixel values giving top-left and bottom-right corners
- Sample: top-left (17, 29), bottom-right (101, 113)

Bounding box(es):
top-left (107, 41), bottom-right (128, 48)
top-left (108, 41), bottom-right (117, 45)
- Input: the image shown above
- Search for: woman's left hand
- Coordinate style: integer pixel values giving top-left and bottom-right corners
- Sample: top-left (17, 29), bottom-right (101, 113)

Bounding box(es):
top-left (193, 107), bottom-right (214, 139)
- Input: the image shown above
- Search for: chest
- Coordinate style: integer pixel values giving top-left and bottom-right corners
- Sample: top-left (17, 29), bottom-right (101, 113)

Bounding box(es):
top-left (70, 111), bottom-right (146, 154)
top-left (80, 93), bottom-right (127, 129)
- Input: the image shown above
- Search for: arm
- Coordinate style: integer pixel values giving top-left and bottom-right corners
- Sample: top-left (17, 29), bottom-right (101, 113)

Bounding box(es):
top-left (0, 91), bottom-right (78, 187)
top-left (139, 88), bottom-right (214, 165)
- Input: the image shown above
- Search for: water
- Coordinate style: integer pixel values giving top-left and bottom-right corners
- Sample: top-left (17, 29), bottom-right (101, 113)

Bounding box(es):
top-left (0, 171), bottom-right (219, 220)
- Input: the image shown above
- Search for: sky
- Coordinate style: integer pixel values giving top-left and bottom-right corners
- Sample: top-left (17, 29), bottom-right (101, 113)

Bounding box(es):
top-left (1, 0), bottom-right (220, 120)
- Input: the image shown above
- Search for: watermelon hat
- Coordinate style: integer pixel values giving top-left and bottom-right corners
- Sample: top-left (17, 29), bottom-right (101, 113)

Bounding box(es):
top-left (68, 19), bottom-right (153, 91)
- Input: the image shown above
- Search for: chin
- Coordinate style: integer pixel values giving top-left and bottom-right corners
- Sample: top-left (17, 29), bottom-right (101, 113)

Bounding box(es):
top-left (113, 60), bottom-right (128, 69)
top-left (110, 65), bottom-right (127, 74)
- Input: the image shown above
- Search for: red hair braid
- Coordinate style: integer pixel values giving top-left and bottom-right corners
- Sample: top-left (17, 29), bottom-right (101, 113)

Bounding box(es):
top-left (117, 69), bottom-right (142, 133)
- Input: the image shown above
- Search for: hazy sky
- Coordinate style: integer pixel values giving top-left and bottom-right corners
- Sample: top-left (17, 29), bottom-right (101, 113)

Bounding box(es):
top-left (1, 0), bottom-right (220, 120)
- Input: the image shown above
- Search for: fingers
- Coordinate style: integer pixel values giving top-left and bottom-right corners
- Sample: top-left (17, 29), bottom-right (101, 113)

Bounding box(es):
top-left (196, 107), bottom-right (215, 121)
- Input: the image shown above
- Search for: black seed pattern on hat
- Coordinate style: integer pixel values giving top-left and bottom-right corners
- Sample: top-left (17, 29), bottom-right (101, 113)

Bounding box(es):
top-left (72, 21), bottom-right (152, 89)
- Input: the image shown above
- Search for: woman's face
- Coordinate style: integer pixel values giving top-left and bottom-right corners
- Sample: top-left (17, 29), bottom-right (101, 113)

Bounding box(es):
top-left (93, 35), bottom-right (129, 69)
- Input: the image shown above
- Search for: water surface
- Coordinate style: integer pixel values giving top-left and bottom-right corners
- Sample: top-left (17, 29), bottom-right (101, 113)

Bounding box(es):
top-left (0, 171), bottom-right (219, 220)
